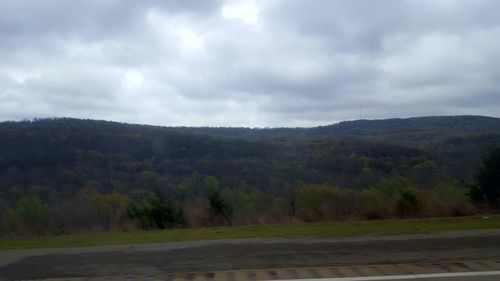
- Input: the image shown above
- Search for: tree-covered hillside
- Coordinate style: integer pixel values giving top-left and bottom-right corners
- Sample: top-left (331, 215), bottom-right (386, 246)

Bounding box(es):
top-left (0, 116), bottom-right (499, 235)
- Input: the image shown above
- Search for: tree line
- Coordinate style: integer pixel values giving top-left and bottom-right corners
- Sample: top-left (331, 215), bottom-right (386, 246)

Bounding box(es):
top-left (2, 155), bottom-right (499, 236)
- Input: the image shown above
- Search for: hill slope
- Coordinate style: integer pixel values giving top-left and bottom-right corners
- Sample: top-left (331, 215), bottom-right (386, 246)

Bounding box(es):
top-left (170, 115), bottom-right (500, 146)
top-left (1, 116), bottom-right (500, 234)
top-left (0, 116), bottom-right (499, 202)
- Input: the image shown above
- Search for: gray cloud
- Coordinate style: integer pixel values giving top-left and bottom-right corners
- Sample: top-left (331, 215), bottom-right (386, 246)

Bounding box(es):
top-left (0, 0), bottom-right (499, 127)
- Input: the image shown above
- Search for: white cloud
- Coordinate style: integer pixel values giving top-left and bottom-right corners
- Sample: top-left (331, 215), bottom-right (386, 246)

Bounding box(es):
top-left (122, 70), bottom-right (144, 91)
top-left (146, 9), bottom-right (207, 57)
top-left (0, 0), bottom-right (499, 127)
top-left (222, 1), bottom-right (260, 26)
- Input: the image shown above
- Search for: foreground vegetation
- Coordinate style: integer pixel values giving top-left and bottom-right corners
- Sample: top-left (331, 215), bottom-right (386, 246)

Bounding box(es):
top-left (1, 178), bottom-right (492, 236)
top-left (1, 215), bottom-right (499, 250)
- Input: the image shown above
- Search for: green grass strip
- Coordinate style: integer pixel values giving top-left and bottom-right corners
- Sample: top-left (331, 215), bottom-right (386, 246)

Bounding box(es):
top-left (1, 215), bottom-right (499, 250)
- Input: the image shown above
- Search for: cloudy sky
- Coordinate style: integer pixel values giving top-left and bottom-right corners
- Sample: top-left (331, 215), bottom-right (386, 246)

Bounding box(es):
top-left (1, 0), bottom-right (500, 127)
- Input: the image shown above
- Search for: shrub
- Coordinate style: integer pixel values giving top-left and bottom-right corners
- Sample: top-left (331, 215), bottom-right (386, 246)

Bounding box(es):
top-left (0, 196), bottom-right (50, 235)
top-left (424, 185), bottom-right (476, 217)
top-left (222, 189), bottom-right (266, 225)
top-left (296, 185), bottom-right (355, 221)
top-left (128, 192), bottom-right (185, 229)
top-left (360, 178), bottom-right (403, 219)
top-left (395, 189), bottom-right (423, 218)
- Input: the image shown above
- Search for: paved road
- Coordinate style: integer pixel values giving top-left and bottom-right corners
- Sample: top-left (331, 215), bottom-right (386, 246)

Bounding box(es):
top-left (1, 229), bottom-right (500, 280)
top-left (280, 272), bottom-right (500, 281)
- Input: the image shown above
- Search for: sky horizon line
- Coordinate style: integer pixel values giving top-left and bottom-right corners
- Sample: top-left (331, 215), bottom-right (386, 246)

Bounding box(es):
top-left (2, 114), bottom-right (498, 129)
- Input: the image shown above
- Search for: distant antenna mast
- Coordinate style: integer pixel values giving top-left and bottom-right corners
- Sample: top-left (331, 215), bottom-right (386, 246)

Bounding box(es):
top-left (359, 109), bottom-right (362, 120)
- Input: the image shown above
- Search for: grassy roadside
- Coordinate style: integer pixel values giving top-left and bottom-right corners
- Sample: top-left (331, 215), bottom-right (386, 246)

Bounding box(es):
top-left (1, 215), bottom-right (499, 250)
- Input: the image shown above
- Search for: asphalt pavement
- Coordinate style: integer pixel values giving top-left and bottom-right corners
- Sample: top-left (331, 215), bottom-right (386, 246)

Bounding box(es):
top-left (1, 229), bottom-right (500, 280)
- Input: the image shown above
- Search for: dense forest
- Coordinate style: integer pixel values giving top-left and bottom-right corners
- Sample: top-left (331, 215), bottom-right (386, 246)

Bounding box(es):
top-left (1, 116), bottom-right (500, 236)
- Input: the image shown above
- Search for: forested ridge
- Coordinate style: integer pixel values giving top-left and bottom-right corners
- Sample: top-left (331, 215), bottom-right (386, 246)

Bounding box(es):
top-left (1, 116), bottom-right (500, 235)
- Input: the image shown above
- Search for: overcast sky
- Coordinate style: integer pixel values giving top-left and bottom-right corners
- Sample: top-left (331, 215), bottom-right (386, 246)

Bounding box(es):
top-left (1, 0), bottom-right (499, 127)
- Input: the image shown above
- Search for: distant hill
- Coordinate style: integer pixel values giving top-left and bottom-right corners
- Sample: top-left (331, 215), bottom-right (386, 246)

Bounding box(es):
top-left (309, 115), bottom-right (500, 146)
top-left (314, 115), bottom-right (500, 136)
top-left (169, 115), bottom-right (500, 146)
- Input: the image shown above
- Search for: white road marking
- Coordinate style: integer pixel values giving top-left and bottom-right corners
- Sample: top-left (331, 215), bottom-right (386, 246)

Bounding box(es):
top-left (268, 270), bottom-right (500, 281)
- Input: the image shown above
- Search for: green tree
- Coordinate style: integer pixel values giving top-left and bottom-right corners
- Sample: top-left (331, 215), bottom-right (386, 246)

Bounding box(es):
top-left (0, 208), bottom-right (21, 235)
top-left (128, 192), bottom-right (185, 229)
top-left (475, 148), bottom-right (500, 206)
top-left (15, 196), bottom-right (49, 234)
top-left (147, 193), bottom-right (184, 229)
top-left (361, 177), bottom-right (404, 219)
top-left (412, 160), bottom-right (442, 189)
top-left (222, 189), bottom-right (265, 224)
top-left (204, 176), bottom-right (232, 224)
top-left (208, 191), bottom-right (233, 224)
top-left (395, 189), bottom-right (423, 218)
top-left (204, 176), bottom-right (220, 194)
